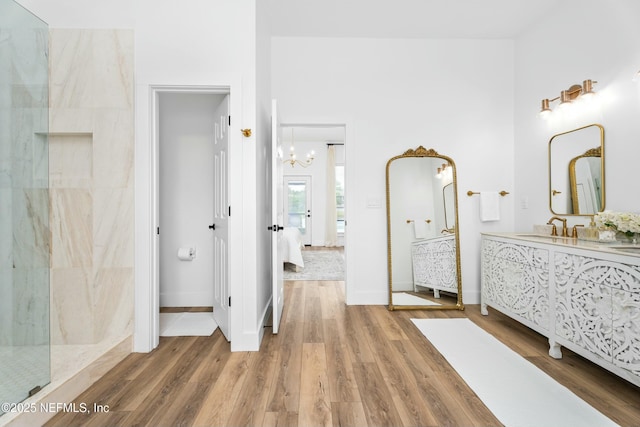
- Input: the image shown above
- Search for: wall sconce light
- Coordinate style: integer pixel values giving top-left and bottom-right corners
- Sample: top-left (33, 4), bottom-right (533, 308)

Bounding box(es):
top-left (435, 162), bottom-right (452, 179)
top-left (539, 79), bottom-right (597, 118)
top-left (633, 70), bottom-right (640, 82)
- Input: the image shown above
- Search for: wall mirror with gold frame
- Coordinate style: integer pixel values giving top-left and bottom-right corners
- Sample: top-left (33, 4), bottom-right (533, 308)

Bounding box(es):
top-left (549, 124), bottom-right (605, 215)
top-left (386, 146), bottom-right (464, 311)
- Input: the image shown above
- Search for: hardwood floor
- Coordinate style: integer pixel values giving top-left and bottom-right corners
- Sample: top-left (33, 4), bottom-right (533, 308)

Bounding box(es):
top-left (46, 281), bottom-right (640, 427)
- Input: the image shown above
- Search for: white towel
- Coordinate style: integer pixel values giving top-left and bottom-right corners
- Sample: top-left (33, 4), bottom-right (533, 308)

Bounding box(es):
top-left (480, 191), bottom-right (500, 222)
top-left (413, 220), bottom-right (428, 239)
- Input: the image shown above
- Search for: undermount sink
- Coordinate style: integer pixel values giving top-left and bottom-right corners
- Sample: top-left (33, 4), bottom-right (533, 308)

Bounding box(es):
top-left (515, 233), bottom-right (567, 239)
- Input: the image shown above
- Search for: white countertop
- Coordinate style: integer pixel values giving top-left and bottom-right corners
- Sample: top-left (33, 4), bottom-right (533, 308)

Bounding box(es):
top-left (481, 232), bottom-right (640, 259)
top-left (412, 233), bottom-right (455, 244)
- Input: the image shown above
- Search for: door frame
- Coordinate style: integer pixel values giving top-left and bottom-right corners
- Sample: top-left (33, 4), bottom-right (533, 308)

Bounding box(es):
top-left (277, 121), bottom-right (351, 300)
top-left (135, 83), bottom-right (241, 352)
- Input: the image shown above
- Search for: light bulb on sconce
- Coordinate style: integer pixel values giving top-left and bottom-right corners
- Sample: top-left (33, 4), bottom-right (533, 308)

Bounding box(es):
top-left (539, 99), bottom-right (552, 119)
top-left (557, 89), bottom-right (573, 111)
top-left (580, 79), bottom-right (596, 100)
top-left (435, 167), bottom-right (442, 179)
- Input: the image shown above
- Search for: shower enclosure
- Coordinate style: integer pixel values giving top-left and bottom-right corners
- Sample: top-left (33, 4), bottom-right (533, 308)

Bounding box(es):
top-left (0, 0), bottom-right (50, 414)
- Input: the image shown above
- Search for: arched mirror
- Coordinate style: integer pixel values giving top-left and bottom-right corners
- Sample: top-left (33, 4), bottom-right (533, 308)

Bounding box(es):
top-left (549, 124), bottom-right (605, 215)
top-left (386, 146), bottom-right (464, 311)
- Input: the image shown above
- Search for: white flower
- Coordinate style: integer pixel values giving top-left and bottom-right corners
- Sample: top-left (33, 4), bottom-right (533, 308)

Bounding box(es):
top-left (594, 211), bottom-right (640, 233)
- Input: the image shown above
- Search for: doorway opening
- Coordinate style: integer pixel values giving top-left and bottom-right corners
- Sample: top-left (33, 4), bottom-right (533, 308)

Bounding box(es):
top-left (151, 86), bottom-right (232, 347)
top-left (157, 92), bottom-right (224, 337)
top-left (280, 124), bottom-right (347, 283)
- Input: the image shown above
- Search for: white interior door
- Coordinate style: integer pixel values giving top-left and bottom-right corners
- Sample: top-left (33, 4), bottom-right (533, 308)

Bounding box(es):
top-left (271, 99), bottom-right (285, 334)
top-left (212, 94), bottom-right (230, 340)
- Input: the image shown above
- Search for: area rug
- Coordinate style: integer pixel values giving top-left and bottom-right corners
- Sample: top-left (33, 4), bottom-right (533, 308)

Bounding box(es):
top-left (159, 312), bottom-right (218, 337)
top-left (283, 249), bottom-right (344, 281)
top-left (411, 318), bottom-right (619, 427)
top-left (393, 292), bottom-right (441, 306)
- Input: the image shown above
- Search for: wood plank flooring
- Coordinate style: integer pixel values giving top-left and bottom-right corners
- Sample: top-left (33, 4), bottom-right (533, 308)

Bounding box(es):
top-left (46, 280), bottom-right (640, 427)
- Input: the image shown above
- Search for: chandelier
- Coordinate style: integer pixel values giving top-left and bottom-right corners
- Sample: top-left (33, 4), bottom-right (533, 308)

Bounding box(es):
top-left (284, 128), bottom-right (315, 167)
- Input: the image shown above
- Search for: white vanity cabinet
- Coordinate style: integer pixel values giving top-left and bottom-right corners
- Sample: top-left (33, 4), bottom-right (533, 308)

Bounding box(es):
top-left (481, 238), bottom-right (550, 332)
top-left (481, 233), bottom-right (640, 387)
top-left (411, 234), bottom-right (457, 296)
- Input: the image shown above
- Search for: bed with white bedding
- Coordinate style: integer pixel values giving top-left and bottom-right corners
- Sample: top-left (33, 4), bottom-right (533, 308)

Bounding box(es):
top-left (282, 227), bottom-right (304, 269)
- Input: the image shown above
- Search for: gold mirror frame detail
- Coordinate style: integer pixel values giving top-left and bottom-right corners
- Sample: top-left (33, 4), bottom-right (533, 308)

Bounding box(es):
top-left (548, 123), bottom-right (605, 216)
top-left (385, 146), bottom-right (464, 311)
top-left (569, 146), bottom-right (603, 214)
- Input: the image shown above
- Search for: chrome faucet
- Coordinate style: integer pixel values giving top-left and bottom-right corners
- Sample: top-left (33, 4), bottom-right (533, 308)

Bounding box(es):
top-left (547, 216), bottom-right (568, 237)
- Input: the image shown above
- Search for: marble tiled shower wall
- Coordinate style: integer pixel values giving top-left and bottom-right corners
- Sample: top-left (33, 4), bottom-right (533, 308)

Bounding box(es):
top-left (48, 29), bottom-right (134, 345)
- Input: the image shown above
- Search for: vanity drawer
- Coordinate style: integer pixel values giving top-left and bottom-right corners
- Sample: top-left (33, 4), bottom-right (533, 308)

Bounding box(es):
top-left (482, 238), bottom-right (548, 270)
top-left (554, 252), bottom-right (640, 293)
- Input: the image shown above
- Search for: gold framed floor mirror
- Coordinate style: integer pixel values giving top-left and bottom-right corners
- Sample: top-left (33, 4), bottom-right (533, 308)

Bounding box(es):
top-left (386, 146), bottom-right (464, 311)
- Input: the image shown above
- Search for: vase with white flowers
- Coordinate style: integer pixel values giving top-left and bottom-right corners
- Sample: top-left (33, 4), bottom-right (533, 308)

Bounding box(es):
top-left (594, 210), bottom-right (640, 244)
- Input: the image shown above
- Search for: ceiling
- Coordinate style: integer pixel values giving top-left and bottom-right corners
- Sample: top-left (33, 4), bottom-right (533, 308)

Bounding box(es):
top-left (272, 1), bottom-right (564, 143)
top-left (269, 0), bottom-right (561, 39)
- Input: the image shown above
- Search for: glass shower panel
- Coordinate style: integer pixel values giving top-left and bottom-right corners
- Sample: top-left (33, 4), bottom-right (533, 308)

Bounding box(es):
top-left (0, 0), bottom-right (50, 413)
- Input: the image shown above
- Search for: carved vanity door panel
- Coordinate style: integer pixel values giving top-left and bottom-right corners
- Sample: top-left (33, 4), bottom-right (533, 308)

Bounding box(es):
top-left (611, 264), bottom-right (640, 378)
top-left (412, 237), bottom-right (457, 293)
top-left (412, 241), bottom-right (434, 290)
top-left (481, 239), bottom-right (550, 330)
top-left (434, 238), bottom-right (457, 292)
top-left (554, 253), bottom-right (613, 362)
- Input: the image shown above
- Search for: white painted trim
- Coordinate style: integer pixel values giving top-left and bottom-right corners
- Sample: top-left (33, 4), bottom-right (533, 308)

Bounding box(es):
top-left (134, 81), bottom-right (243, 353)
top-left (343, 120), bottom-right (356, 305)
top-left (159, 292), bottom-right (215, 307)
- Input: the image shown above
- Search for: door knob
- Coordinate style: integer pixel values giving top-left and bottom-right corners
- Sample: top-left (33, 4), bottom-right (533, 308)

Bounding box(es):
top-left (209, 224), bottom-right (216, 230)
top-left (268, 224), bottom-right (284, 232)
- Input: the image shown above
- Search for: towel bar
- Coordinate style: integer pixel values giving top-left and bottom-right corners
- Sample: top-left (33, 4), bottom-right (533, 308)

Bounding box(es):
top-left (467, 190), bottom-right (509, 197)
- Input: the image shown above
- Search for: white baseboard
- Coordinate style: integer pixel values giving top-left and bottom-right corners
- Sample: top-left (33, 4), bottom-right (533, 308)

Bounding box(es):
top-left (160, 291), bottom-right (213, 307)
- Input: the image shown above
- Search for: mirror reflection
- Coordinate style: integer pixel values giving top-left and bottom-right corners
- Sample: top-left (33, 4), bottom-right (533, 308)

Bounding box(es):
top-left (386, 146), bottom-right (463, 310)
top-left (549, 124), bottom-right (605, 215)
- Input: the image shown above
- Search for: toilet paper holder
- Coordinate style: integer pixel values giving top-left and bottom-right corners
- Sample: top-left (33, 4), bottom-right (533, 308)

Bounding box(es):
top-left (177, 247), bottom-right (196, 261)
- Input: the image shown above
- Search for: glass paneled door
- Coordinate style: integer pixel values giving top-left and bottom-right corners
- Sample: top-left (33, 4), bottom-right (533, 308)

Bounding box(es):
top-left (284, 176), bottom-right (312, 246)
top-left (0, 0), bottom-right (50, 413)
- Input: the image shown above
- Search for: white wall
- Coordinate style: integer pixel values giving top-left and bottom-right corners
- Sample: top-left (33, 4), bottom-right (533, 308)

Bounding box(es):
top-left (514, 0), bottom-right (640, 232)
top-left (134, 0), bottom-right (259, 352)
top-left (272, 37), bottom-right (515, 304)
top-left (20, 0), bottom-right (264, 351)
top-left (158, 93), bottom-right (223, 307)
